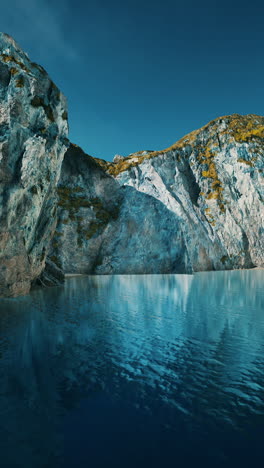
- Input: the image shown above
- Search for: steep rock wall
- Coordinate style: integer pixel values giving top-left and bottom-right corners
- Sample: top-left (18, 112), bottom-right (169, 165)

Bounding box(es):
top-left (55, 115), bottom-right (264, 274)
top-left (0, 33), bottom-right (68, 297)
top-left (54, 144), bottom-right (192, 274)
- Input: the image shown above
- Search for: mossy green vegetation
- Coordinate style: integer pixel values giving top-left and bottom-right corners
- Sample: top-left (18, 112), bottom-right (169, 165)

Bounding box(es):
top-left (84, 221), bottom-right (102, 241)
top-left (195, 146), bottom-right (225, 212)
top-left (204, 206), bottom-right (216, 225)
top-left (0, 53), bottom-right (30, 73)
top-left (57, 186), bottom-right (120, 246)
top-left (228, 117), bottom-right (264, 143)
top-left (15, 77), bottom-right (24, 88)
top-left (58, 186), bottom-right (88, 212)
top-left (10, 67), bottom-right (18, 75)
top-left (81, 198), bottom-right (119, 243)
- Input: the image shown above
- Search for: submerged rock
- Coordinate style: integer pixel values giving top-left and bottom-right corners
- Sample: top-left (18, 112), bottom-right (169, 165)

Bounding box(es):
top-left (56, 114), bottom-right (264, 274)
top-left (0, 33), bottom-right (68, 297)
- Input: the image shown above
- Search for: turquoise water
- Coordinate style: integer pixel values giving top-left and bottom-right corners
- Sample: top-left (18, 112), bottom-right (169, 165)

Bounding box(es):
top-left (0, 271), bottom-right (263, 467)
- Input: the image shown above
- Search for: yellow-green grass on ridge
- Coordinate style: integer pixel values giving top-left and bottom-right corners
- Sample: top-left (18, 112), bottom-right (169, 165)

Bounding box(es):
top-left (93, 114), bottom-right (264, 177)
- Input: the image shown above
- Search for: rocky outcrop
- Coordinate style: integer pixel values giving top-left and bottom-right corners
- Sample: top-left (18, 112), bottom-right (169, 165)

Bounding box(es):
top-left (0, 32), bottom-right (263, 293)
top-left (0, 33), bottom-right (68, 297)
top-left (55, 114), bottom-right (264, 273)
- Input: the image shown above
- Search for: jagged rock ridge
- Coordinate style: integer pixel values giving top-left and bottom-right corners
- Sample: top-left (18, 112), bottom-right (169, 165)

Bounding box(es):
top-left (54, 114), bottom-right (264, 274)
top-left (0, 33), bottom-right (68, 297)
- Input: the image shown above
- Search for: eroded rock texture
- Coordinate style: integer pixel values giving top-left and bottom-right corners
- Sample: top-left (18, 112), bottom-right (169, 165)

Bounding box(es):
top-left (0, 33), bottom-right (68, 297)
top-left (55, 115), bottom-right (264, 274)
top-left (0, 32), bottom-right (263, 291)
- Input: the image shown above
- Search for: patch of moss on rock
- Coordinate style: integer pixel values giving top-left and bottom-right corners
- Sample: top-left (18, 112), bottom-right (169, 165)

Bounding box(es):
top-left (31, 95), bottom-right (55, 122)
top-left (229, 117), bottom-right (264, 143)
top-left (0, 53), bottom-right (30, 73)
top-left (15, 77), bottom-right (24, 88)
top-left (93, 114), bottom-right (264, 178)
top-left (57, 186), bottom-right (121, 246)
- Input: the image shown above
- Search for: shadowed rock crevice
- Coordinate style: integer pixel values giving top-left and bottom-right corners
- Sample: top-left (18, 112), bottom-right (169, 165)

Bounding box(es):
top-left (175, 158), bottom-right (201, 206)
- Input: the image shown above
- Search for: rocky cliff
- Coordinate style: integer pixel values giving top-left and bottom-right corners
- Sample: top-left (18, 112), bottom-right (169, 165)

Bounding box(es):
top-left (0, 34), bottom-right (263, 296)
top-left (0, 33), bottom-right (68, 297)
top-left (54, 114), bottom-right (264, 274)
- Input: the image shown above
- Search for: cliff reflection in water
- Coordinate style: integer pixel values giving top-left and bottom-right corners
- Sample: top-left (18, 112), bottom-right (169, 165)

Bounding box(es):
top-left (0, 271), bottom-right (264, 468)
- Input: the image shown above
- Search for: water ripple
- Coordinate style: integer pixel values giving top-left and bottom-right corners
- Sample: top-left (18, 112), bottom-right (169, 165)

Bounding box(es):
top-left (0, 270), bottom-right (263, 467)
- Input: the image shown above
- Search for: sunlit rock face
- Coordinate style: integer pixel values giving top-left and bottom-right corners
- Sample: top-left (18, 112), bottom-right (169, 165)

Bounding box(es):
top-left (56, 114), bottom-right (264, 273)
top-left (111, 114), bottom-right (264, 271)
top-left (0, 33), bottom-right (68, 297)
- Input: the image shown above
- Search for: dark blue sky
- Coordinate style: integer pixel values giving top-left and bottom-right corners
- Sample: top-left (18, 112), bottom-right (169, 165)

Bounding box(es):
top-left (2, 0), bottom-right (264, 160)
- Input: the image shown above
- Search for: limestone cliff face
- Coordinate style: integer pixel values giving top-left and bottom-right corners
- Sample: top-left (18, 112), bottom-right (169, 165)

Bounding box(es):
top-left (0, 33), bottom-right (68, 297)
top-left (2, 34), bottom-right (262, 298)
top-left (52, 144), bottom-right (191, 274)
top-left (55, 114), bottom-right (264, 274)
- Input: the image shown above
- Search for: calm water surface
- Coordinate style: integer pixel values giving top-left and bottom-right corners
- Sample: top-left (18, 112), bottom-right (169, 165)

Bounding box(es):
top-left (0, 271), bottom-right (264, 467)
